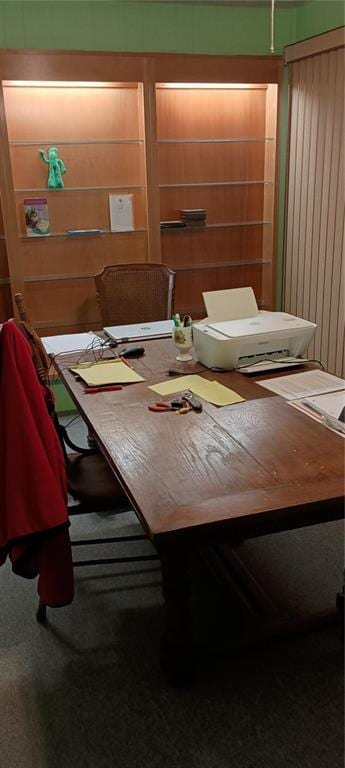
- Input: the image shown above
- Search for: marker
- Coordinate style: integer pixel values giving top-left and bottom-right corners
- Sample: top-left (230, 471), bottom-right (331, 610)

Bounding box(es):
top-left (84, 385), bottom-right (123, 394)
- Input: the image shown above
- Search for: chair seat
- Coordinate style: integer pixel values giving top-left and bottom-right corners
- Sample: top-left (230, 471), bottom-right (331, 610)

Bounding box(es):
top-left (67, 452), bottom-right (131, 513)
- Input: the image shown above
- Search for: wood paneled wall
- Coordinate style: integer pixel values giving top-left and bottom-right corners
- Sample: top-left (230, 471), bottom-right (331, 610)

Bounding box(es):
top-left (283, 45), bottom-right (344, 376)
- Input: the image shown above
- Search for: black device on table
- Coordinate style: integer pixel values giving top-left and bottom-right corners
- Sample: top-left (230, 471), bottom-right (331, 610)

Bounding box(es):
top-left (119, 345), bottom-right (145, 359)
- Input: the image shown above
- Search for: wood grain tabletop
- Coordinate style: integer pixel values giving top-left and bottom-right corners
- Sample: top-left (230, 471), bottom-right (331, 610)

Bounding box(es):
top-left (54, 338), bottom-right (344, 542)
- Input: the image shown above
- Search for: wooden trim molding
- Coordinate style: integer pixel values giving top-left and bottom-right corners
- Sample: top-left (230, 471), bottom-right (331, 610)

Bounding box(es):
top-left (0, 83), bottom-right (23, 303)
top-left (0, 49), bottom-right (282, 85)
top-left (142, 60), bottom-right (161, 263)
top-left (285, 26), bottom-right (345, 64)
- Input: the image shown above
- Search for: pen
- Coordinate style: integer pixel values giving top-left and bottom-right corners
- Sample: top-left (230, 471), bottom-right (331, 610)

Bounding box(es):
top-left (301, 399), bottom-right (345, 434)
top-left (84, 385), bottom-right (123, 394)
top-left (322, 415), bottom-right (345, 434)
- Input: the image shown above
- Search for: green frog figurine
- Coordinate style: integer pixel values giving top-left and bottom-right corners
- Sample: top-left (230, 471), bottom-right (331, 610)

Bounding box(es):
top-left (39, 146), bottom-right (66, 189)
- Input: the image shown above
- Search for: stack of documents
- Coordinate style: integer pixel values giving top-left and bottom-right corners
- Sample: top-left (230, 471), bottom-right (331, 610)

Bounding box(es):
top-left (258, 370), bottom-right (345, 436)
top-left (70, 359), bottom-right (145, 387)
top-left (149, 375), bottom-right (244, 407)
top-left (257, 370), bottom-right (345, 400)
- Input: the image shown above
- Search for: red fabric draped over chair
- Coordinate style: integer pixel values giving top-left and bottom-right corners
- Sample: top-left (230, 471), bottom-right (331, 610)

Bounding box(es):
top-left (0, 320), bottom-right (74, 607)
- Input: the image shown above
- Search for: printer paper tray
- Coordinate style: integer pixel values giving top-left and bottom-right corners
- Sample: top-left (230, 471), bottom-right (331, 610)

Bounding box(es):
top-left (237, 358), bottom-right (308, 374)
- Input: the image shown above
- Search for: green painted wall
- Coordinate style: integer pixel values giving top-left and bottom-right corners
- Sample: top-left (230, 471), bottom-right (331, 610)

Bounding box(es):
top-left (0, 1), bottom-right (294, 55)
top-left (294, 1), bottom-right (344, 42)
top-left (0, 1), bottom-right (342, 53)
top-left (51, 379), bottom-right (76, 413)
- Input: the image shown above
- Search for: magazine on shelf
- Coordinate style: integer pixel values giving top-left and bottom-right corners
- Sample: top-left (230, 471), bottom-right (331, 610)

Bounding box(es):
top-left (24, 197), bottom-right (50, 237)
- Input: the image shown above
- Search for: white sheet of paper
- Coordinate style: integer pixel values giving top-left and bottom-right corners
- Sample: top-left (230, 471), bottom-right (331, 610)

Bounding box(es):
top-left (202, 287), bottom-right (258, 322)
top-left (109, 194), bottom-right (134, 232)
top-left (41, 333), bottom-right (102, 356)
top-left (257, 370), bottom-right (345, 400)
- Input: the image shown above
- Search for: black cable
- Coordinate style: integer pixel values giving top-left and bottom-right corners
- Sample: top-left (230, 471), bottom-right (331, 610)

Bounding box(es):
top-left (63, 414), bottom-right (81, 429)
top-left (305, 359), bottom-right (325, 370)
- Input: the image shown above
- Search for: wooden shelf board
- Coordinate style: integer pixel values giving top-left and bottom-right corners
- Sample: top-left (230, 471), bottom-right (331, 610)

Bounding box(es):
top-left (15, 186), bottom-right (145, 193)
top-left (160, 181), bottom-right (273, 189)
top-left (158, 137), bottom-right (275, 144)
top-left (10, 139), bottom-right (144, 146)
top-left (161, 221), bottom-right (272, 231)
top-left (19, 228), bottom-right (146, 239)
top-left (173, 259), bottom-right (271, 271)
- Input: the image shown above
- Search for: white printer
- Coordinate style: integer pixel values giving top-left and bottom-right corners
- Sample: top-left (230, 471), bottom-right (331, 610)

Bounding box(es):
top-left (193, 287), bottom-right (317, 371)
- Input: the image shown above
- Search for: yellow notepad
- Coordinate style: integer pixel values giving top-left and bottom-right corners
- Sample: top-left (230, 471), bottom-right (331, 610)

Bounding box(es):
top-left (149, 375), bottom-right (244, 407)
top-left (70, 359), bottom-right (145, 386)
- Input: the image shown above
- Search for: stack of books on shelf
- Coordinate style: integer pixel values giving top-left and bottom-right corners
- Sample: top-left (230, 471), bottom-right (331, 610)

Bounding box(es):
top-left (180, 209), bottom-right (207, 228)
top-left (160, 220), bottom-right (185, 230)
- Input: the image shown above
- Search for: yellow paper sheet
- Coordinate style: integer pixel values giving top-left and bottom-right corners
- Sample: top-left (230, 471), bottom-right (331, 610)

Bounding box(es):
top-left (70, 359), bottom-right (145, 386)
top-left (149, 374), bottom-right (244, 407)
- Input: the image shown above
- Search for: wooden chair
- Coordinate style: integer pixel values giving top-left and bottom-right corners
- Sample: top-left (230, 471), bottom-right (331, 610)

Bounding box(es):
top-left (14, 292), bottom-right (51, 384)
top-left (12, 295), bottom-right (159, 622)
top-left (95, 263), bottom-right (175, 326)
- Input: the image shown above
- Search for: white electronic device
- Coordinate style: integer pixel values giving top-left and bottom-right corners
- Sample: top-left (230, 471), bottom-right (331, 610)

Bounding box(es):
top-left (104, 319), bottom-right (174, 343)
top-left (193, 288), bottom-right (317, 371)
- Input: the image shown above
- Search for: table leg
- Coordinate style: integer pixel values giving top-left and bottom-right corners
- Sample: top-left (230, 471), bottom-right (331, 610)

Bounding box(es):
top-left (158, 538), bottom-right (197, 686)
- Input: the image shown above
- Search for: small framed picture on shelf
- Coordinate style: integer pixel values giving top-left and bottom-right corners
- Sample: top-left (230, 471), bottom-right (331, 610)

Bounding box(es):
top-left (109, 194), bottom-right (134, 232)
top-left (24, 197), bottom-right (50, 237)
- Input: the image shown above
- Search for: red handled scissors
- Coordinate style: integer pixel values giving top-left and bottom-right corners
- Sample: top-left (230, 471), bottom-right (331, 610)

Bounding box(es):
top-left (148, 402), bottom-right (174, 412)
top-left (148, 399), bottom-right (185, 413)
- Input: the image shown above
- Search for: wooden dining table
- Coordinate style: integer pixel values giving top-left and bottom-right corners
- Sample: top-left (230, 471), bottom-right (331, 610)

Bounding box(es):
top-left (54, 338), bottom-right (344, 681)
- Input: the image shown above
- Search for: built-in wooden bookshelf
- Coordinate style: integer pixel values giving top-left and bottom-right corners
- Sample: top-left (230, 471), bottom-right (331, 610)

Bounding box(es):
top-left (2, 82), bottom-right (148, 332)
top-left (0, 50), bottom-right (282, 333)
top-left (156, 84), bottom-right (277, 316)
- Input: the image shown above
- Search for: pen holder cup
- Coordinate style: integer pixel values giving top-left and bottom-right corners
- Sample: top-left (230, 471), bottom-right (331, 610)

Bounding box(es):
top-left (173, 326), bottom-right (193, 362)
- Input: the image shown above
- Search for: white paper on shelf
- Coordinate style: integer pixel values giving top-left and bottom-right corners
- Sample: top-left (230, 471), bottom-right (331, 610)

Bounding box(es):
top-left (41, 332), bottom-right (103, 356)
top-left (109, 194), bottom-right (134, 232)
top-left (257, 370), bottom-right (345, 400)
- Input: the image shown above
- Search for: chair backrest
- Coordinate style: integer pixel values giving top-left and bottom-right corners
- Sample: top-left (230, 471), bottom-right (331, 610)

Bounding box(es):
top-left (95, 263), bottom-right (175, 327)
top-left (14, 293), bottom-right (51, 384)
